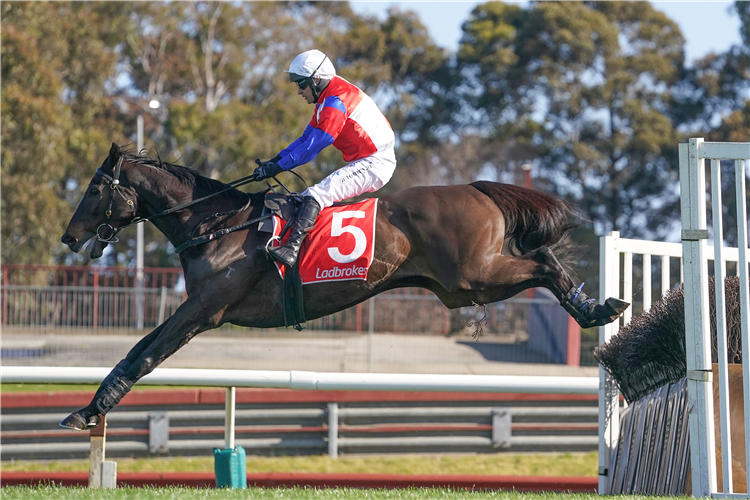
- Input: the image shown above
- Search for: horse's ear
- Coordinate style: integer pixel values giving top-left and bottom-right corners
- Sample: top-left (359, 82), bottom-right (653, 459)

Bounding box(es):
top-left (109, 142), bottom-right (121, 161)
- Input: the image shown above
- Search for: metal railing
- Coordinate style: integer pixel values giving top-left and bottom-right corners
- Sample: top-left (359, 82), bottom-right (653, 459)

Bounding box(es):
top-left (680, 138), bottom-right (750, 497)
top-left (2, 283), bottom-right (560, 334)
top-left (1, 366), bottom-right (599, 461)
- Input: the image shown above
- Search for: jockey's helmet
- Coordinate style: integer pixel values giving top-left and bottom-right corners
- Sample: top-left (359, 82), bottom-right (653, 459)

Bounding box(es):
top-left (285, 50), bottom-right (335, 102)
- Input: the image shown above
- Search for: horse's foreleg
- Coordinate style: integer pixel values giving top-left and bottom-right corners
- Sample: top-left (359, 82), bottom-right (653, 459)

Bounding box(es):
top-left (59, 321), bottom-right (171, 430)
top-left (60, 293), bottom-right (224, 430)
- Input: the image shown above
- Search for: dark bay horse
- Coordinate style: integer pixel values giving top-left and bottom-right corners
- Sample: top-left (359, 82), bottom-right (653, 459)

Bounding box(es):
top-left (59, 143), bottom-right (628, 430)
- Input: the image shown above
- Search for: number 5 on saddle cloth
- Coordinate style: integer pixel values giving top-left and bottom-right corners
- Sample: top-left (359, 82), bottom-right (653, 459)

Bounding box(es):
top-left (258, 193), bottom-right (378, 329)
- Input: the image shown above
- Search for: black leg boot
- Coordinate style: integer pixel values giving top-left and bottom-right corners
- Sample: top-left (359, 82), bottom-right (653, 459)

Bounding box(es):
top-left (94, 376), bottom-right (134, 416)
top-left (59, 373), bottom-right (134, 430)
top-left (268, 196), bottom-right (321, 268)
top-left (59, 359), bottom-right (132, 430)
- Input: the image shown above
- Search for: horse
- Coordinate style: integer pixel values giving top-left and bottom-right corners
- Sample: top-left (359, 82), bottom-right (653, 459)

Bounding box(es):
top-left (59, 142), bottom-right (628, 430)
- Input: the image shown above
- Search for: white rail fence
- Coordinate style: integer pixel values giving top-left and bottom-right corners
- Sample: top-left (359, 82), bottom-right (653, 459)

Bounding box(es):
top-left (680, 138), bottom-right (750, 498)
top-left (597, 234), bottom-right (748, 494)
top-left (598, 139), bottom-right (750, 497)
top-left (1, 365), bottom-right (598, 453)
top-left (598, 233), bottom-right (683, 494)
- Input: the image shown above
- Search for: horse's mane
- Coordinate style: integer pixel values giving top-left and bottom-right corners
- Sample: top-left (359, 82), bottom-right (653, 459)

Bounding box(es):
top-left (118, 149), bottom-right (242, 198)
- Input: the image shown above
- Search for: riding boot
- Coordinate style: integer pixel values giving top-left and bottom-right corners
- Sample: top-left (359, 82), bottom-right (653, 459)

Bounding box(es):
top-left (267, 196), bottom-right (321, 268)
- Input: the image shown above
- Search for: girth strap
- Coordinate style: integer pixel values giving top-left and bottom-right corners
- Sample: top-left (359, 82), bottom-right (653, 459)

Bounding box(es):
top-left (283, 259), bottom-right (306, 331)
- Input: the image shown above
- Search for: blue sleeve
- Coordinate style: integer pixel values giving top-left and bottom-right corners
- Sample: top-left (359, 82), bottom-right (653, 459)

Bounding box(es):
top-left (277, 125), bottom-right (336, 170)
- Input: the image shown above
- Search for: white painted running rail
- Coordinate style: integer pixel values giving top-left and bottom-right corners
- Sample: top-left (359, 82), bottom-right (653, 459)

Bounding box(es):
top-left (1, 366), bottom-right (598, 394)
top-left (2, 366), bottom-right (598, 471)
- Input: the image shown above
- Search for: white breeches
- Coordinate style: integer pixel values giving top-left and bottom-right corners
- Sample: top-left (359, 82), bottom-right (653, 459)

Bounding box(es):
top-left (303, 152), bottom-right (397, 208)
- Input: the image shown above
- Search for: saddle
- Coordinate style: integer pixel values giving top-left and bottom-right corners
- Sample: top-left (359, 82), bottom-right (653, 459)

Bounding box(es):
top-left (259, 191), bottom-right (306, 331)
top-left (258, 191), bottom-right (302, 232)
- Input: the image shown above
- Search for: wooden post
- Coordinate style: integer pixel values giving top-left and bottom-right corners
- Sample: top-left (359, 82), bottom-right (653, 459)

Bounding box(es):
top-left (88, 416), bottom-right (106, 488)
top-left (89, 415), bottom-right (117, 488)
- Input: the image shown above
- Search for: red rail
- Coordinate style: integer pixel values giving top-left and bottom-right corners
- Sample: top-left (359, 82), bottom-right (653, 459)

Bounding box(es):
top-left (1, 388), bottom-right (598, 409)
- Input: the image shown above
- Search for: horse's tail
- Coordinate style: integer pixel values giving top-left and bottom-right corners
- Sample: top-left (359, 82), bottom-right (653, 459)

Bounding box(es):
top-left (470, 181), bottom-right (579, 256)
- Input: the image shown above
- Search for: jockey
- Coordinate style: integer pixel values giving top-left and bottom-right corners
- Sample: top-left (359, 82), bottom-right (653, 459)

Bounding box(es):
top-left (253, 49), bottom-right (397, 268)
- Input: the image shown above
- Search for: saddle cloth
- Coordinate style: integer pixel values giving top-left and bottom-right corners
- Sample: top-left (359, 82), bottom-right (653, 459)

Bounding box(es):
top-left (269, 198), bottom-right (378, 284)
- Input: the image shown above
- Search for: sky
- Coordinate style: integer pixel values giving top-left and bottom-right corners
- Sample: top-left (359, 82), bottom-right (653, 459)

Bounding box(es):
top-left (349, 1), bottom-right (743, 64)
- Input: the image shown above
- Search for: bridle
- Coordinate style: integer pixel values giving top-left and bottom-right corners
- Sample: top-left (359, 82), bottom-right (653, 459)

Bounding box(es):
top-left (95, 156), bottom-right (134, 243)
top-left (92, 155), bottom-right (274, 252)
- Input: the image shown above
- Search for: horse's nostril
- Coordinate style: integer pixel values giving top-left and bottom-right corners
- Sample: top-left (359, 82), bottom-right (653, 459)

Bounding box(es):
top-left (61, 234), bottom-right (77, 245)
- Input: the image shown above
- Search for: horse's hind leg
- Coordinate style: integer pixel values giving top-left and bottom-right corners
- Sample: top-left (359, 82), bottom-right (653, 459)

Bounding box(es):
top-left (433, 246), bottom-right (572, 306)
top-left (533, 248), bottom-right (629, 328)
top-left (532, 248), bottom-right (630, 328)
top-left (518, 247), bottom-right (629, 328)
top-left (435, 247), bottom-right (628, 328)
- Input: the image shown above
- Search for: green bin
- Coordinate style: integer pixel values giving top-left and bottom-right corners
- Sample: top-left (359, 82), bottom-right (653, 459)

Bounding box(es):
top-left (213, 446), bottom-right (247, 488)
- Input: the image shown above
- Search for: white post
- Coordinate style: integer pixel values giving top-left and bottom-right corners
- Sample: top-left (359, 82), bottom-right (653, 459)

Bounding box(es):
top-left (100, 462), bottom-right (117, 489)
top-left (598, 231), bottom-right (621, 494)
top-left (136, 114), bottom-right (145, 331)
top-left (328, 402), bottom-right (339, 459)
top-left (661, 255), bottom-right (671, 297)
top-left (367, 297), bottom-right (375, 373)
top-left (622, 252), bottom-right (633, 325)
top-left (225, 387), bottom-right (236, 449)
top-left (642, 254), bottom-right (652, 312)
top-left (679, 138), bottom-right (717, 497)
top-left (710, 158), bottom-right (733, 493)
top-left (734, 158), bottom-right (750, 492)
top-left (158, 286), bottom-right (167, 324)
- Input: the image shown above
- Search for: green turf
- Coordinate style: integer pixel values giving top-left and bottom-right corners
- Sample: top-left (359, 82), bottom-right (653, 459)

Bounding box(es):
top-left (0, 486), bottom-right (686, 500)
top-left (1, 453), bottom-right (598, 477)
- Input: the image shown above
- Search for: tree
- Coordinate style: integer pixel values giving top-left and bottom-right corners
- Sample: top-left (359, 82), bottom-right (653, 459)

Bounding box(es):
top-left (734, 0), bottom-right (750, 47)
top-left (1, 2), bottom-right (129, 265)
top-left (453, 1), bottom-right (687, 240)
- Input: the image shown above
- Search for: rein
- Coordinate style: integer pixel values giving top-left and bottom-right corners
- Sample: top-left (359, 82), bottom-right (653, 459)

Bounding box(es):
top-left (94, 159), bottom-right (270, 253)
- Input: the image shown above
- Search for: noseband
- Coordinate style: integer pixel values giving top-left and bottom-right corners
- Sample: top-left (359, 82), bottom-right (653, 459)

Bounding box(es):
top-left (95, 157), bottom-right (135, 243)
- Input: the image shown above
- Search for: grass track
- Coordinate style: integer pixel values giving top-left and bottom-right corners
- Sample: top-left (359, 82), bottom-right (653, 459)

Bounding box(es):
top-left (1, 453), bottom-right (598, 477)
top-left (0, 486), bottom-right (687, 500)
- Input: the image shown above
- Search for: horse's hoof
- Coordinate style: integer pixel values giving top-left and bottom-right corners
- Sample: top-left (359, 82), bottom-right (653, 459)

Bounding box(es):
top-left (59, 413), bottom-right (100, 431)
top-left (585, 298), bottom-right (631, 327)
top-left (563, 286), bottom-right (630, 328)
top-left (86, 414), bottom-right (102, 429)
top-left (59, 413), bottom-right (88, 431)
top-left (604, 297), bottom-right (630, 315)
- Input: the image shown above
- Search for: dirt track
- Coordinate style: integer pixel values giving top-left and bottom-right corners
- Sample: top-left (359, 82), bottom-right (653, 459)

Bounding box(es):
top-left (2, 330), bottom-right (596, 377)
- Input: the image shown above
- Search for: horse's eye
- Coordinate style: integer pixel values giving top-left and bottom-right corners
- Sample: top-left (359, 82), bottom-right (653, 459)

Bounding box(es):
top-left (89, 187), bottom-right (100, 196)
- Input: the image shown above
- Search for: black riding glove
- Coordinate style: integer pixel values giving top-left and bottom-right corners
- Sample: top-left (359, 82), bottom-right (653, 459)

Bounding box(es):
top-left (252, 156), bottom-right (283, 181)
